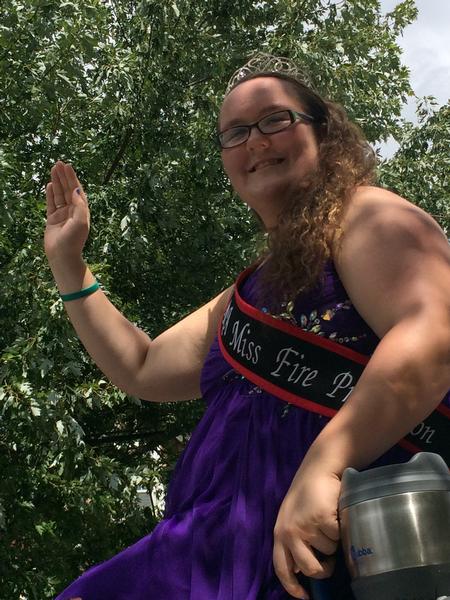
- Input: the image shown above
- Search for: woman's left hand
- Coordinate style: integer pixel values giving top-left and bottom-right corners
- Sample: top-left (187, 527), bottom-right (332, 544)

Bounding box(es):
top-left (273, 464), bottom-right (341, 599)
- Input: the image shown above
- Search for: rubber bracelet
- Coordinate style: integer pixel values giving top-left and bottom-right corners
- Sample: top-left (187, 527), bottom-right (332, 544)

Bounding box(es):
top-left (60, 281), bottom-right (100, 302)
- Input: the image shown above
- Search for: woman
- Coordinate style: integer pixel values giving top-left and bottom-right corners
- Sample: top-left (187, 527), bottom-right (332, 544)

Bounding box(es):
top-left (46, 54), bottom-right (450, 599)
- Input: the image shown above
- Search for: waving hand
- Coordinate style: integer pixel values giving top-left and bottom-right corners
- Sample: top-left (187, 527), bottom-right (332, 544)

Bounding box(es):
top-left (44, 161), bottom-right (90, 262)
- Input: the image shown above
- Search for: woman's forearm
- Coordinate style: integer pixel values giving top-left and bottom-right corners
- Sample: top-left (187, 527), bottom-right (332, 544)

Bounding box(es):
top-left (49, 255), bottom-right (152, 395)
top-left (302, 310), bottom-right (450, 475)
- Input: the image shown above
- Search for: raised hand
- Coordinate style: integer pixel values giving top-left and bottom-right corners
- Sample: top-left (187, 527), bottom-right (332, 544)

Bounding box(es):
top-left (273, 464), bottom-right (341, 599)
top-left (44, 161), bottom-right (90, 263)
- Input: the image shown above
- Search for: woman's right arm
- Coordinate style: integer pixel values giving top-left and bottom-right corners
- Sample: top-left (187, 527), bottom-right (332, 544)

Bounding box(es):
top-left (45, 161), bottom-right (232, 402)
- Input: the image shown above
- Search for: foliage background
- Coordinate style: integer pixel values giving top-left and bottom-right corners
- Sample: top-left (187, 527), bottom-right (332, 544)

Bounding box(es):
top-left (0, 0), bottom-right (448, 597)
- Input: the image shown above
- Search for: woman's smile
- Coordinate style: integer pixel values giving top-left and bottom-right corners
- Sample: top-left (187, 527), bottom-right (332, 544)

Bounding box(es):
top-left (249, 158), bottom-right (285, 172)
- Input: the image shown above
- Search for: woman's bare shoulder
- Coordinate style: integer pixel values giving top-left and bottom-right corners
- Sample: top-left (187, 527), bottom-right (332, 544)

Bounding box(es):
top-left (339, 185), bottom-right (443, 242)
top-left (347, 185), bottom-right (424, 216)
top-left (332, 185), bottom-right (450, 337)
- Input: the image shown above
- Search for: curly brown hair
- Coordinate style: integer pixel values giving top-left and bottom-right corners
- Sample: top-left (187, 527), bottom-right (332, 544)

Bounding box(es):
top-left (226, 71), bottom-right (377, 310)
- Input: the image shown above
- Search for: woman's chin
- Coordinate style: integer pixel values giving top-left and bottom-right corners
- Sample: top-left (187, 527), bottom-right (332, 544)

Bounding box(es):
top-left (241, 185), bottom-right (288, 214)
top-left (246, 179), bottom-right (290, 203)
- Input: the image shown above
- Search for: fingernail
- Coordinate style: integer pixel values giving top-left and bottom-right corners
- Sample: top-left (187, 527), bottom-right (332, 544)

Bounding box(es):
top-left (76, 188), bottom-right (81, 195)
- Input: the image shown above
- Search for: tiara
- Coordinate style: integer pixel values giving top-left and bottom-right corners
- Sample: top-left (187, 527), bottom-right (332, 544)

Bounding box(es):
top-left (225, 52), bottom-right (315, 95)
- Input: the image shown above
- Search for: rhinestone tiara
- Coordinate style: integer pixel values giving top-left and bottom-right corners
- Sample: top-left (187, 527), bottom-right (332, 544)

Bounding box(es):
top-left (225, 52), bottom-right (315, 96)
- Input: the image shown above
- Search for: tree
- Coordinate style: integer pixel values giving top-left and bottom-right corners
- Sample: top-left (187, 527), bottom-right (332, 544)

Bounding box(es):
top-left (1, 0), bottom-right (440, 596)
top-left (379, 98), bottom-right (450, 235)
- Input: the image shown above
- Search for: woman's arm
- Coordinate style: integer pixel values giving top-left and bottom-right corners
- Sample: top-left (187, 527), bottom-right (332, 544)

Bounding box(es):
top-left (273, 187), bottom-right (450, 599)
top-left (327, 186), bottom-right (450, 467)
top-left (45, 161), bottom-right (233, 402)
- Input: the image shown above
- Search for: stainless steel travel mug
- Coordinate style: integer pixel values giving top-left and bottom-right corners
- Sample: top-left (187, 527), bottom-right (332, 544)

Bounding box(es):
top-left (339, 453), bottom-right (450, 600)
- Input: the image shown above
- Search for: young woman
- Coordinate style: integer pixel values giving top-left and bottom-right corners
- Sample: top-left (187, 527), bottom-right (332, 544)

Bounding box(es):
top-left (46, 55), bottom-right (450, 600)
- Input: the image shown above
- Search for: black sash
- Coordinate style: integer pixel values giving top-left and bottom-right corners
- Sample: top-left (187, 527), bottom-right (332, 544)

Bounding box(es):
top-left (218, 266), bottom-right (450, 464)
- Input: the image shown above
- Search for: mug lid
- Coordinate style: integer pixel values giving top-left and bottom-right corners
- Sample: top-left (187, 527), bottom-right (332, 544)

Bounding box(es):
top-left (338, 452), bottom-right (450, 511)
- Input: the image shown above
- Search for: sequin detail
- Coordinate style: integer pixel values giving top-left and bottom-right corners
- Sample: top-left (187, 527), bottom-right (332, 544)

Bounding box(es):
top-left (264, 298), bottom-right (367, 344)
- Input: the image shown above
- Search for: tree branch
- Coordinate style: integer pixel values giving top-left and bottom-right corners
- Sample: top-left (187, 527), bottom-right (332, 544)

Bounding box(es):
top-left (102, 125), bottom-right (134, 184)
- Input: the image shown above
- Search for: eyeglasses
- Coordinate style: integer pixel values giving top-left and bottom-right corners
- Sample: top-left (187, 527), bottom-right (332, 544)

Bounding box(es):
top-left (217, 109), bottom-right (317, 149)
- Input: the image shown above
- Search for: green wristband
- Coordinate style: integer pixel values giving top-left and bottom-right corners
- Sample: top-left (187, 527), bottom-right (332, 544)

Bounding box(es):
top-left (60, 281), bottom-right (100, 302)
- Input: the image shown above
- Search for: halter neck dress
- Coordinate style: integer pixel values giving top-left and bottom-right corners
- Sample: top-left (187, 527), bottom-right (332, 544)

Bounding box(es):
top-left (55, 261), bottom-right (450, 600)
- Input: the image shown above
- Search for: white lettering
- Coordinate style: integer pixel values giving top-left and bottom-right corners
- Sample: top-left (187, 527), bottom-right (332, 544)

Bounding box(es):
top-left (340, 387), bottom-right (354, 404)
top-left (221, 304), bottom-right (233, 336)
top-left (326, 372), bottom-right (354, 402)
top-left (287, 363), bottom-right (302, 382)
top-left (270, 349), bottom-right (319, 387)
top-left (302, 369), bottom-right (318, 387)
top-left (231, 321), bottom-right (250, 352)
top-left (253, 344), bottom-right (261, 365)
top-left (411, 422), bottom-right (435, 444)
top-left (229, 320), bottom-right (261, 365)
top-left (271, 347), bottom-right (300, 378)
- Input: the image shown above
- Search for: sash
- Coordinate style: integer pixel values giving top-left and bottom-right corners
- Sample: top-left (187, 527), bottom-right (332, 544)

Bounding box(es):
top-left (218, 266), bottom-right (450, 464)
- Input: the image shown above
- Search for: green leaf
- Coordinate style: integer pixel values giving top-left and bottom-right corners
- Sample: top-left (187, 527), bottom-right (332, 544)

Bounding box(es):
top-left (30, 403), bottom-right (41, 417)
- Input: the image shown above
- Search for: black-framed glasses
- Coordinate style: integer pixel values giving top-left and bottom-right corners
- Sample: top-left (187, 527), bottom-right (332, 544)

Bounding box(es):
top-left (217, 109), bottom-right (317, 149)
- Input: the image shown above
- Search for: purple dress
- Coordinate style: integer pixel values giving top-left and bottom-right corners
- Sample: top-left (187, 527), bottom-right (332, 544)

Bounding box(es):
top-left (56, 262), bottom-right (449, 600)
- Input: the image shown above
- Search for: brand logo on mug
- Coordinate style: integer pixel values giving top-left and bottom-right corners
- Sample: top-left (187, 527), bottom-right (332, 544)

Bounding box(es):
top-left (350, 545), bottom-right (374, 561)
